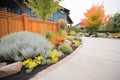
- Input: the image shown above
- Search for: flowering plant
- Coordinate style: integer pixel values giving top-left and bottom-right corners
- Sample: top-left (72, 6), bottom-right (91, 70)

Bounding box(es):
top-left (22, 56), bottom-right (43, 73)
top-left (49, 32), bottom-right (66, 46)
top-left (49, 50), bottom-right (59, 63)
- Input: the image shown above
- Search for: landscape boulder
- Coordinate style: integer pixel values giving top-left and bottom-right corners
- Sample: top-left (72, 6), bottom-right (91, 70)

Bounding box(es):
top-left (0, 62), bottom-right (7, 68)
top-left (0, 61), bottom-right (22, 78)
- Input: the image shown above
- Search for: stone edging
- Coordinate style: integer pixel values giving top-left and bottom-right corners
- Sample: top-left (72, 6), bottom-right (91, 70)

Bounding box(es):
top-left (29, 45), bottom-right (82, 80)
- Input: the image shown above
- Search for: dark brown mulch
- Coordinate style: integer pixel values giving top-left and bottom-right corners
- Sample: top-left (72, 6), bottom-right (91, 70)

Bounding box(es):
top-left (0, 54), bottom-right (68, 80)
top-left (0, 64), bottom-right (51, 80)
top-left (0, 45), bottom-right (78, 80)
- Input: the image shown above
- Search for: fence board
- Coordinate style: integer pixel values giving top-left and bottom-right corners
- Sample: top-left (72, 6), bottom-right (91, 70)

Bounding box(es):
top-left (0, 11), bottom-right (58, 37)
top-left (0, 17), bottom-right (8, 37)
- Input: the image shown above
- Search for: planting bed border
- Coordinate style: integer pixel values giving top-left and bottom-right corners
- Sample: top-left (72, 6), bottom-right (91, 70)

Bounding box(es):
top-left (29, 45), bottom-right (82, 80)
top-left (0, 45), bottom-right (82, 80)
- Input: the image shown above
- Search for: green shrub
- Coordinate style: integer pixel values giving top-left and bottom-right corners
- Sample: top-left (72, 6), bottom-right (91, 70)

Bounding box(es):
top-left (69, 30), bottom-right (76, 36)
top-left (108, 32), bottom-right (120, 38)
top-left (66, 36), bottom-right (74, 41)
top-left (58, 19), bottom-right (67, 30)
top-left (69, 26), bottom-right (80, 33)
top-left (72, 40), bottom-right (81, 47)
top-left (97, 30), bottom-right (119, 33)
top-left (44, 31), bottom-right (53, 39)
top-left (51, 49), bottom-right (64, 58)
top-left (0, 31), bottom-right (52, 61)
top-left (59, 29), bottom-right (68, 36)
top-left (74, 37), bottom-right (82, 42)
top-left (41, 58), bottom-right (52, 65)
top-left (58, 44), bottom-right (73, 54)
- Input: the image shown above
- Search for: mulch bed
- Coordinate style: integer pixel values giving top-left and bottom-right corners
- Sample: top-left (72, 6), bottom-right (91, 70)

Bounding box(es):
top-left (0, 45), bottom-right (79, 80)
top-left (0, 54), bottom-right (68, 80)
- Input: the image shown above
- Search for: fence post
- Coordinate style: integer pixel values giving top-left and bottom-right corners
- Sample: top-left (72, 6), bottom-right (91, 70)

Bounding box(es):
top-left (8, 17), bottom-right (11, 34)
top-left (22, 14), bottom-right (29, 30)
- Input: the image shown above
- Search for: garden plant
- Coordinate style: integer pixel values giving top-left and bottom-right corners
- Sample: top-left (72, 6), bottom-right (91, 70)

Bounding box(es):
top-left (0, 29), bottom-right (82, 80)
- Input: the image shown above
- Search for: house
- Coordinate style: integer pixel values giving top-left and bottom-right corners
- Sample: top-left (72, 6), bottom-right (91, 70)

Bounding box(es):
top-left (0, 0), bottom-right (73, 24)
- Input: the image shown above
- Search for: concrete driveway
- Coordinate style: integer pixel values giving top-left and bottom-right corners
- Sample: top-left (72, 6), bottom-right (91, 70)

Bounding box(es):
top-left (30, 37), bottom-right (120, 80)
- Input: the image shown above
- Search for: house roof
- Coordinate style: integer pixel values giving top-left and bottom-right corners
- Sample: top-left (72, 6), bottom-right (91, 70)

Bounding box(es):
top-left (59, 6), bottom-right (73, 24)
top-left (67, 15), bottom-right (73, 24)
top-left (0, 0), bottom-right (17, 7)
top-left (0, 1), bottom-right (73, 24)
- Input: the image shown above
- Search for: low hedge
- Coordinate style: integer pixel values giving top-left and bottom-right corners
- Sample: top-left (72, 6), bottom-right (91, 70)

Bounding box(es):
top-left (96, 30), bottom-right (120, 33)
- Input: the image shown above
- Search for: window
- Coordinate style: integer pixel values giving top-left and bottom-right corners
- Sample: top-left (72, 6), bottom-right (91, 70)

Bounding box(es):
top-left (0, 7), bottom-right (7, 12)
top-left (49, 14), bottom-right (54, 21)
top-left (30, 10), bottom-right (36, 16)
top-left (7, 8), bottom-right (14, 13)
top-left (0, 7), bottom-right (14, 13)
top-left (60, 11), bottom-right (65, 13)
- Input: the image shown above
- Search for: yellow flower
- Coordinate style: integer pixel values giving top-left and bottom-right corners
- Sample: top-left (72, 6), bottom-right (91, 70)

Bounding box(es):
top-left (36, 61), bottom-right (42, 65)
top-left (33, 59), bottom-right (42, 65)
top-left (50, 52), bottom-right (57, 58)
top-left (37, 56), bottom-right (43, 61)
top-left (51, 57), bottom-right (59, 63)
top-left (22, 59), bottom-right (32, 65)
top-left (35, 56), bottom-right (43, 61)
top-left (28, 61), bottom-right (37, 69)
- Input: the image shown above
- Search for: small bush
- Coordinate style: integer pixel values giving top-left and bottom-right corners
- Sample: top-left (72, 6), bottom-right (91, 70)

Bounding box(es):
top-left (44, 31), bottom-right (53, 39)
top-left (50, 49), bottom-right (64, 58)
top-left (59, 29), bottom-right (68, 36)
top-left (97, 30), bottom-right (120, 33)
top-left (72, 40), bottom-right (81, 47)
top-left (48, 32), bottom-right (66, 46)
top-left (0, 31), bottom-right (52, 61)
top-left (58, 19), bottom-right (67, 30)
top-left (69, 26), bottom-right (80, 33)
top-left (41, 49), bottom-right (63, 65)
top-left (69, 30), bottom-right (76, 36)
top-left (49, 32), bottom-right (60, 45)
top-left (108, 32), bottom-right (120, 38)
top-left (58, 44), bottom-right (73, 54)
top-left (74, 37), bottom-right (82, 42)
top-left (66, 36), bottom-right (74, 41)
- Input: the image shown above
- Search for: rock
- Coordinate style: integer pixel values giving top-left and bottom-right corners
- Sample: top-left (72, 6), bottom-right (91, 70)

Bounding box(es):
top-left (0, 62), bottom-right (7, 68)
top-left (0, 61), bottom-right (22, 78)
top-left (63, 40), bottom-right (72, 46)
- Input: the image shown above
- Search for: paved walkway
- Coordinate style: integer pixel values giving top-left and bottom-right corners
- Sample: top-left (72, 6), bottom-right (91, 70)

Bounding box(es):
top-left (30, 37), bottom-right (120, 80)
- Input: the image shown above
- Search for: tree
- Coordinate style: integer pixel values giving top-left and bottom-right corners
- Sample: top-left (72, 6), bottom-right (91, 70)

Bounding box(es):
top-left (111, 13), bottom-right (120, 30)
top-left (80, 4), bottom-right (110, 34)
top-left (105, 22), bottom-right (114, 31)
top-left (24, 0), bottom-right (62, 33)
top-left (104, 13), bottom-right (120, 31)
top-left (24, 0), bottom-right (62, 21)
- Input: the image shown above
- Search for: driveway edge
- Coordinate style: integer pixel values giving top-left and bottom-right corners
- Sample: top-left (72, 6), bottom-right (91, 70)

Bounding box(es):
top-left (29, 45), bottom-right (82, 80)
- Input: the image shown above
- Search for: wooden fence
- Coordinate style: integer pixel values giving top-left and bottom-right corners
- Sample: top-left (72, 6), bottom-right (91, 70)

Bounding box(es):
top-left (0, 11), bottom-right (58, 37)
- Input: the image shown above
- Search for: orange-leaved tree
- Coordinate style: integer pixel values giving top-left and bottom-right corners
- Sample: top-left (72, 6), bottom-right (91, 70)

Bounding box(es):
top-left (80, 4), bottom-right (110, 34)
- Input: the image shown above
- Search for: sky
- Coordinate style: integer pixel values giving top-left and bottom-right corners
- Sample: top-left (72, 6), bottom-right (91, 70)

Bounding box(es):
top-left (60, 0), bottom-right (120, 25)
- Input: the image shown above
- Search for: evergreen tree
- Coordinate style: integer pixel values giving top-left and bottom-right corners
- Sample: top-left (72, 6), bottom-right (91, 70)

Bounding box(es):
top-left (105, 13), bottom-right (120, 31)
top-left (111, 13), bottom-right (120, 30)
